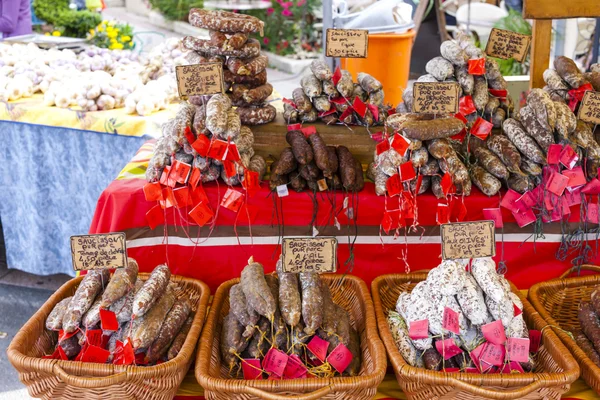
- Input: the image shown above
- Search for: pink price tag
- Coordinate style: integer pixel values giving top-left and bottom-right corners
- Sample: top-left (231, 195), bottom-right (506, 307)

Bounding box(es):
top-left (263, 348), bottom-right (289, 377)
top-left (546, 172), bottom-right (569, 196)
top-left (583, 178), bottom-right (600, 195)
top-left (307, 335), bottom-right (329, 362)
top-left (529, 330), bottom-right (542, 353)
top-left (220, 188), bottom-right (244, 213)
top-left (560, 145), bottom-right (579, 170)
top-left (443, 368), bottom-right (460, 373)
top-left (512, 208), bottom-right (537, 228)
top-left (442, 307), bottom-right (460, 334)
top-left (547, 144), bottom-right (562, 165)
top-left (501, 361), bottom-right (525, 374)
top-left (435, 338), bottom-right (463, 360)
top-left (465, 367), bottom-right (480, 374)
top-left (483, 208), bottom-right (504, 228)
top-left (409, 319), bottom-right (429, 340)
top-left (563, 166), bottom-right (586, 188)
top-left (481, 320), bottom-right (506, 345)
top-left (506, 337), bottom-right (530, 363)
top-left (327, 343), bottom-right (354, 373)
top-left (479, 342), bottom-right (506, 367)
top-left (284, 354), bottom-right (307, 379)
top-left (470, 343), bottom-right (487, 372)
top-left (565, 187), bottom-right (582, 206)
top-left (516, 191), bottom-right (537, 210)
top-left (242, 359), bottom-right (263, 380)
top-left (586, 203), bottom-right (599, 224)
top-left (500, 189), bottom-right (522, 212)
top-left (514, 303), bottom-right (522, 317)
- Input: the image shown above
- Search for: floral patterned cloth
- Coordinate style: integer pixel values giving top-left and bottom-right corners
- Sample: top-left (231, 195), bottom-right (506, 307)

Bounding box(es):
top-left (0, 120), bottom-right (149, 276)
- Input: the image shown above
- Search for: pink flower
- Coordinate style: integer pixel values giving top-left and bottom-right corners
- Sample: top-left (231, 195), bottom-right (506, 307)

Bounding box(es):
top-left (282, 1), bottom-right (293, 7)
top-left (297, 0), bottom-right (306, 6)
top-left (281, 8), bottom-right (293, 16)
top-left (267, 7), bottom-right (275, 15)
top-left (263, 37), bottom-right (270, 45)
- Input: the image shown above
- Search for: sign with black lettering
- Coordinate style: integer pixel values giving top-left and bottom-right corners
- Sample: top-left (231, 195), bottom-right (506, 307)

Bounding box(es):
top-left (485, 28), bottom-right (531, 62)
top-left (175, 62), bottom-right (224, 97)
top-left (326, 29), bottom-right (368, 58)
top-left (413, 82), bottom-right (460, 114)
top-left (70, 233), bottom-right (127, 271)
top-left (282, 237), bottom-right (337, 273)
top-left (578, 91), bottom-right (600, 125)
top-left (441, 221), bottom-right (495, 260)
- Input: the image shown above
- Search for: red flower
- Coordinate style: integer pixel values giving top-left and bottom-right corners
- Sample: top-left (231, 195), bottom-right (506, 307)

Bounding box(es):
top-left (281, 8), bottom-right (293, 16)
top-left (267, 7), bottom-right (275, 15)
top-left (263, 37), bottom-right (270, 45)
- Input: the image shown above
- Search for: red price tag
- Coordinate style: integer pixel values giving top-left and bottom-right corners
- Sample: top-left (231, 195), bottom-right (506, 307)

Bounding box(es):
top-left (399, 162), bottom-right (416, 182)
top-left (450, 128), bottom-right (467, 142)
top-left (173, 160), bottom-right (191, 184)
top-left (565, 187), bottom-right (582, 206)
top-left (327, 343), bottom-right (354, 373)
top-left (559, 145), bottom-right (578, 170)
top-left (468, 58), bottom-right (486, 75)
top-left (481, 320), bottom-right (506, 345)
top-left (376, 138), bottom-right (390, 155)
top-left (85, 329), bottom-right (103, 347)
top-left (409, 319), bottom-right (429, 340)
top-left (188, 201), bottom-right (214, 227)
top-left (512, 208), bottom-right (537, 228)
top-left (529, 330), bottom-right (542, 353)
top-left (583, 178), bottom-right (600, 195)
top-left (146, 204), bottom-right (164, 230)
top-left (516, 191), bottom-right (537, 211)
top-left (501, 361), bottom-right (525, 374)
top-left (563, 166), bottom-right (586, 188)
top-left (220, 188), bottom-right (244, 212)
top-left (459, 95), bottom-right (476, 116)
top-left (489, 88), bottom-right (508, 101)
top-left (173, 186), bottom-right (191, 208)
top-left (547, 144), bottom-right (562, 165)
top-left (386, 174), bottom-right (402, 197)
top-left (242, 359), bottom-right (263, 380)
top-left (483, 208), bottom-right (503, 228)
top-left (471, 117), bottom-right (493, 141)
top-left (287, 123), bottom-right (302, 131)
top-left (184, 126), bottom-right (196, 145)
top-left (284, 354), bottom-right (307, 379)
top-left (113, 340), bottom-right (135, 365)
top-left (442, 307), bottom-right (460, 334)
top-left (282, 97), bottom-right (297, 109)
top-left (352, 96), bottom-right (367, 118)
top-left (242, 170), bottom-right (260, 198)
top-left (189, 168), bottom-right (201, 190)
top-left (435, 338), bottom-right (463, 360)
top-left (332, 67), bottom-right (342, 86)
top-left (506, 337), bottom-right (530, 363)
top-left (441, 172), bottom-right (455, 196)
top-left (479, 342), bottom-right (505, 367)
top-left (100, 309), bottom-right (119, 331)
top-left (143, 182), bottom-right (163, 201)
top-left (223, 160), bottom-right (237, 178)
top-left (301, 126), bottom-right (317, 137)
top-left (436, 203), bottom-right (450, 225)
top-left (514, 303), bottom-right (523, 317)
top-left (207, 139), bottom-right (229, 160)
top-left (226, 143), bottom-right (241, 162)
top-left (80, 345), bottom-right (111, 364)
top-left (191, 135), bottom-right (211, 157)
top-left (391, 134), bottom-right (410, 157)
top-left (546, 172), bottom-right (569, 196)
top-left (339, 107), bottom-right (353, 122)
top-left (367, 103), bottom-right (379, 122)
top-left (306, 335), bottom-right (329, 362)
top-left (263, 348), bottom-right (289, 377)
top-left (500, 189), bottom-right (522, 213)
top-left (586, 203), bottom-right (599, 224)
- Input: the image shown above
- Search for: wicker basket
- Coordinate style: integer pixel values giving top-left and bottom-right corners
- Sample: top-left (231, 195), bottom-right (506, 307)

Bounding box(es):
top-left (529, 264), bottom-right (600, 395)
top-left (196, 274), bottom-right (387, 400)
top-left (372, 273), bottom-right (580, 400)
top-left (7, 273), bottom-right (210, 400)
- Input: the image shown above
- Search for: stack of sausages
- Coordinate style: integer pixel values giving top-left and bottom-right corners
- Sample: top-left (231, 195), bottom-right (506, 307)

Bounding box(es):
top-left (184, 9), bottom-right (276, 125)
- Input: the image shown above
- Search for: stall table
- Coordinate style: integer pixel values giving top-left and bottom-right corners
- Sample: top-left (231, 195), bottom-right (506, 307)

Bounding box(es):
top-left (0, 95), bottom-right (175, 276)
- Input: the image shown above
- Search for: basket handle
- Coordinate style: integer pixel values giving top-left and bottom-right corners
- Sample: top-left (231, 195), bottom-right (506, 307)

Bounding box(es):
top-left (559, 264), bottom-right (600, 279)
top-left (241, 385), bottom-right (333, 400)
top-left (439, 375), bottom-right (543, 400)
top-left (53, 364), bottom-right (128, 388)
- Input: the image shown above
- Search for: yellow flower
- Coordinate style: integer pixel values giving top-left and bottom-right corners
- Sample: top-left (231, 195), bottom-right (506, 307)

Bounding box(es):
top-left (109, 42), bottom-right (124, 50)
top-left (97, 25), bottom-right (104, 32)
top-left (44, 32), bottom-right (50, 36)
top-left (107, 30), bottom-right (118, 39)
top-left (121, 35), bottom-right (131, 42)
top-left (52, 31), bottom-right (61, 37)
top-left (89, 29), bottom-right (95, 35)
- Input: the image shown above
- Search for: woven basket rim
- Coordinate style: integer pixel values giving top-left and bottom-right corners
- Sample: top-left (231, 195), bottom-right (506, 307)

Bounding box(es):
top-left (7, 272), bottom-right (210, 381)
top-left (372, 272), bottom-right (580, 397)
top-left (528, 269), bottom-right (600, 392)
top-left (195, 273), bottom-right (387, 394)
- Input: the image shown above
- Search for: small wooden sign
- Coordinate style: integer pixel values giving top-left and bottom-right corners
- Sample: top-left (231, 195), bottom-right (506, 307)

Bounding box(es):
top-left (485, 28), bottom-right (531, 62)
top-left (70, 233), bottom-right (127, 271)
top-left (325, 29), bottom-right (368, 58)
top-left (441, 221), bottom-right (496, 260)
top-left (175, 62), bottom-right (224, 97)
top-left (282, 237), bottom-right (337, 273)
top-left (578, 91), bottom-right (600, 125)
top-left (412, 82), bottom-right (460, 114)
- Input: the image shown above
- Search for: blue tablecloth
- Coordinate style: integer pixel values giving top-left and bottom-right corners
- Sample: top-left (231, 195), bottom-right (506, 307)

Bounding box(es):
top-left (0, 121), bottom-right (148, 276)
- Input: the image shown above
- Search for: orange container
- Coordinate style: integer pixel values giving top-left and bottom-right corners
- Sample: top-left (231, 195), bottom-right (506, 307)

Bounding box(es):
top-left (341, 29), bottom-right (415, 107)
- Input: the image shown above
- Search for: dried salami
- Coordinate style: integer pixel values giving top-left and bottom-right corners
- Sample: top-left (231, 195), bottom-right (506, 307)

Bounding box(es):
top-left (237, 104), bottom-right (276, 125)
top-left (182, 36), bottom-right (261, 58)
top-left (188, 9), bottom-right (264, 34)
top-left (133, 264), bottom-right (171, 319)
top-left (300, 272), bottom-right (323, 335)
top-left (167, 314), bottom-right (194, 360)
top-left (240, 257), bottom-right (276, 319)
top-left (62, 269), bottom-right (110, 333)
top-left (486, 134), bottom-right (525, 175)
top-left (101, 258), bottom-right (138, 309)
top-left (226, 55), bottom-right (268, 76)
top-left (46, 297), bottom-right (72, 331)
top-left (131, 287), bottom-right (176, 350)
top-left (503, 118), bottom-right (546, 164)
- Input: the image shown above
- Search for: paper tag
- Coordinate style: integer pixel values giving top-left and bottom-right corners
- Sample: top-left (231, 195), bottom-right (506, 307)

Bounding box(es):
top-left (327, 343), bottom-right (353, 373)
top-left (143, 182), bottom-right (163, 202)
top-left (412, 82), bottom-right (460, 114)
top-left (242, 170), bottom-right (260, 197)
top-left (471, 117), bottom-right (493, 141)
top-left (479, 342), bottom-right (506, 367)
top-left (191, 134), bottom-right (211, 157)
top-left (189, 201), bottom-right (214, 227)
top-left (440, 221), bottom-right (496, 260)
top-left (459, 95), bottom-right (477, 116)
top-left (307, 335), bottom-right (329, 362)
top-left (546, 172), bottom-right (569, 196)
top-left (441, 172), bottom-right (454, 196)
top-left (435, 338), bottom-right (463, 360)
top-left (367, 103), bottom-right (379, 121)
top-left (514, 303), bottom-right (522, 317)
top-left (560, 145), bottom-right (579, 170)
top-left (242, 359), bottom-right (263, 380)
top-left (223, 160), bottom-right (237, 178)
top-left (173, 187), bottom-right (191, 209)
top-left (489, 88), bottom-right (508, 101)
top-left (376, 138), bottom-right (390, 155)
top-left (113, 339), bottom-right (135, 365)
top-left (277, 184), bottom-right (289, 197)
top-left (481, 320), bottom-right (506, 345)
top-left (283, 97), bottom-right (297, 109)
top-left (283, 355), bottom-right (307, 379)
top-left (468, 58), bottom-right (486, 75)
top-left (317, 179), bottom-right (328, 191)
top-left (436, 204), bottom-right (450, 225)
top-left (220, 188), bottom-right (244, 212)
top-left (281, 237), bottom-right (337, 273)
top-left (207, 139), bottom-right (229, 161)
top-left (332, 67), bottom-right (342, 86)
top-left (301, 126), bottom-right (317, 137)
top-left (512, 208), bottom-right (537, 228)
top-left (483, 208), bottom-right (503, 229)
top-left (352, 96), bottom-right (367, 118)
top-left (264, 348), bottom-right (289, 377)
top-left (586, 203), bottom-right (599, 224)
top-left (529, 330), bottom-right (542, 353)
top-left (500, 189), bottom-right (522, 212)
top-left (386, 174), bottom-right (402, 197)
top-left (190, 184), bottom-right (209, 206)
top-left (85, 329), bottom-right (103, 347)
top-left (516, 191), bottom-right (537, 210)
top-left (390, 134), bottom-right (410, 157)
top-left (172, 160), bottom-right (191, 185)
top-left (58, 328), bottom-right (79, 342)
top-left (399, 162), bottom-right (416, 182)
top-left (578, 91), bottom-right (600, 124)
top-left (226, 143), bottom-right (241, 163)
top-left (325, 29), bottom-right (368, 58)
top-left (287, 123), bottom-right (302, 131)
top-left (506, 337), bottom-right (530, 363)
top-left (100, 309), bottom-right (119, 331)
top-left (501, 360), bottom-right (525, 374)
top-left (563, 166), bottom-right (587, 188)
top-left (80, 344), bottom-right (110, 364)
top-left (565, 188), bottom-right (582, 206)
top-left (409, 319), bottom-right (429, 340)
top-left (583, 178), bottom-right (600, 195)
top-left (189, 168), bottom-right (201, 191)
top-left (442, 307), bottom-right (460, 334)
top-left (70, 233), bottom-right (127, 271)
top-left (146, 204), bottom-right (164, 230)
top-left (175, 62), bottom-right (224, 97)
top-left (485, 28), bottom-right (531, 62)
top-left (469, 343), bottom-right (486, 372)
top-left (547, 144), bottom-right (562, 165)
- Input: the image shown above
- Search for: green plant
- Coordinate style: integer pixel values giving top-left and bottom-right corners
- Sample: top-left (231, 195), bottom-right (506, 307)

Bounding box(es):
top-left (148, 0), bottom-right (203, 21)
top-left (245, 0), bottom-right (321, 56)
top-left (89, 20), bottom-right (135, 50)
top-left (33, 0), bottom-right (102, 38)
top-left (491, 8), bottom-right (532, 76)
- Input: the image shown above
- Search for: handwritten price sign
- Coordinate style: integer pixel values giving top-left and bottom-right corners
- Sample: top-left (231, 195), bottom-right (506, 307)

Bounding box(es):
top-left (326, 29), bottom-right (368, 58)
top-left (578, 91), bottom-right (600, 125)
top-left (485, 28), bottom-right (531, 62)
top-left (282, 237), bottom-right (337, 273)
top-left (441, 221), bottom-right (496, 260)
top-left (175, 62), bottom-right (224, 97)
top-left (412, 82), bottom-right (460, 114)
top-left (70, 233), bottom-right (127, 271)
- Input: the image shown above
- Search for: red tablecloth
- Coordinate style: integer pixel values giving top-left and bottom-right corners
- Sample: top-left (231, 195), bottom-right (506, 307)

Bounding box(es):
top-left (90, 175), bottom-right (599, 292)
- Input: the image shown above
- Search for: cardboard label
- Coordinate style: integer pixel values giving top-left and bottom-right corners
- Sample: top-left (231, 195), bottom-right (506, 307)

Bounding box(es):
top-left (317, 179), bottom-right (328, 191)
top-left (442, 307), bottom-right (460, 334)
top-left (578, 91), bottom-right (600, 125)
top-left (175, 62), bottom-right (224, 97)
top-left (325, 29), bottom-right (368, 58)
top-left (409, 319), bottom-right (429, 340)
top-left (440, 221), bottom-right (496, 260)
top-left (412, 82), bottom-right (460, 114)
top-left (481, 320), bottom-right (506, 345)
top-left (485, 28), bottom-right (531, 62)
top-left (376, 138), bottom-right (390, 155)
top-left (282, 237), bottom-right (337, 273)
top-left (512, 208), bottom-right (537, 228)
top-left (399, 162), bottom-right (416, 182)
top-left (560, 145), bottom-right (579, 169)
top-left (70, 233), bottom-right (127, 271)
top-left (386, 174), bottom-right (402, 197)
top-left (277, 184), bottom-right (289, 197)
